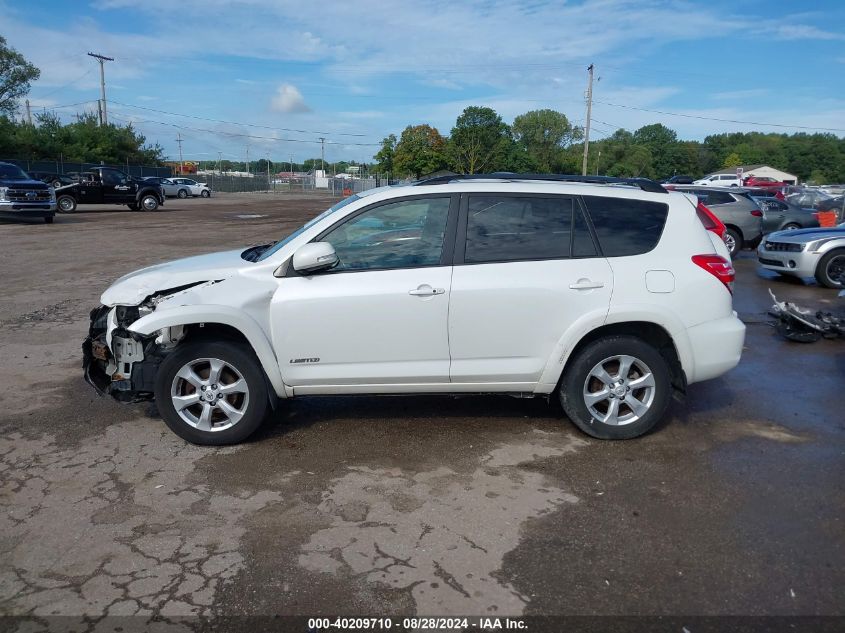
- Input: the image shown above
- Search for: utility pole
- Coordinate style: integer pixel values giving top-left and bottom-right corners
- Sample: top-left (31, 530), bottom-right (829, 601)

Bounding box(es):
top-left (318, 137), bottom-right (326, 172)
top-left (267, 152), bottom-right (271, 191)
top-left (581, 63), bottom-right (594, 176)
top-left (87, 52), bottom-right (114, 126)
top-left (175, 133), bottom-right (184, 174)
top-left (217, 151), bottom-right (223, 175)
top-left (245, 145), bottom-right (250, 174)
top-left (25, 99), bottom-right (32, 125)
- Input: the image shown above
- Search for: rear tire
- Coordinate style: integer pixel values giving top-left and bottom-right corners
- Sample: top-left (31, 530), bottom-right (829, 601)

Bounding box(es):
top-left (57, 195), bottom-right (76, 213)
top-left (559, 335), bottom-right (672, 440)
top-left (154, 341), bottom-right (270, 445)
top-left (51, 179), bottom-right (63, 188)
top-left (724, 228), bottom-right (742, 257)
top-left (177, 189), bottom-right (189, 199)
top-left (201, 190), bottom-right (210, 198)
top-left (782, 223), bottom-right (801, 230)
top-left (815, 248), bottom-right (845, 289)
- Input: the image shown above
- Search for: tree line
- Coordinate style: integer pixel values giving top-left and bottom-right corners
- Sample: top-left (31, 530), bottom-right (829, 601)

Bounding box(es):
top-left (374, 107), bottom-right (845, 184)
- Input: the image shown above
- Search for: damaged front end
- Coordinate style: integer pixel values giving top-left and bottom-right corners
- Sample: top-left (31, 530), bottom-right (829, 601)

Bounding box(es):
top-left (83, 299), bottom-right (187, 403)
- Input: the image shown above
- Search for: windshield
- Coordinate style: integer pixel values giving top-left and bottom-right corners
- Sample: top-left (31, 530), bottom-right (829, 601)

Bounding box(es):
top-left (0, 164), bottom-right (31, 181)
top-left (255, 194), bottom-right (362, 262)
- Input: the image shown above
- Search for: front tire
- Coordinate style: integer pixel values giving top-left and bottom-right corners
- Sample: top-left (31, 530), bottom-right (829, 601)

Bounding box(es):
top-left (559, 336), bottom-right (671, 440)
top-left (815, 248), bottom-right (845, 289)
top-left (782, 223), bottom-right (801, 230)
top-left (57, 195), bottom-right (77, 213)
top-left (154, 341), bottom-right (269, 445)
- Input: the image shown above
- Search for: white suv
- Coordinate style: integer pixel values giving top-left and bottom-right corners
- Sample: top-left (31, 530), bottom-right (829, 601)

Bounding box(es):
top-left (83, 175), bottom-right (745, 444)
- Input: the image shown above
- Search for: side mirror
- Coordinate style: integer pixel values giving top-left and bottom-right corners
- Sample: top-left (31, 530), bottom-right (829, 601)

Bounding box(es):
top-left (292, 242), bottom-right (338, 274)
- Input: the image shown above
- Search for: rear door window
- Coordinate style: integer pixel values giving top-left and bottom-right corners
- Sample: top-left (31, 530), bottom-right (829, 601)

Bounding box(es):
top-left (581, 195), bottom-right (669, 257)
top-left (706, 190), bottom-right (735, 205)
top-left (463, 195), bottom-right (577, 263)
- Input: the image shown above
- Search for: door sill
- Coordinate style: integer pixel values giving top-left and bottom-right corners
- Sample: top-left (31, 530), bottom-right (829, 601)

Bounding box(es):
top-left (291, 382), bottom-right (537, 396)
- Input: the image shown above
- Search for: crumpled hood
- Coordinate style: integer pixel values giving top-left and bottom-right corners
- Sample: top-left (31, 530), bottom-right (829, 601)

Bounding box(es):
top-left (101, 248), bottom-right (248, 306)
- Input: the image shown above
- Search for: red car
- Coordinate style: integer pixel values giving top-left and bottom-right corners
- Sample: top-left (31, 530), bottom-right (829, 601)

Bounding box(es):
top-left (742, 175), bottom-right (788, 188)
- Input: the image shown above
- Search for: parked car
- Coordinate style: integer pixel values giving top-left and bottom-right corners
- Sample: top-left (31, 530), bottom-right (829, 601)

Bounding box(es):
top-left (0, 162), bottom-right (56, 223)
top-left (787, 189), bottom-right (835, 210)
top-left (55, 167), bottom-right (165, 213)
top-left (661, 175), bottom-right (694, 185)
top-left (170, 177), bottom-right (211, 198)
top-left (666, 185), bottom-right (763, 256)
top-left (819, 184), bottom-right (845, 196)
top-left (29, 171), bottom-right (75, 189)
top-left (742, 176), bottom-right (787, 188)
top-left (693, 173), bottom-right (741, 187)
top-left (83, 174), bottom-right (745, 445)
top-left (143, 177), bottom-right (189, 198)
top-left (758, 226), bottom-right (845, 288)
top-left (750, 196), bottom-right (820, 233)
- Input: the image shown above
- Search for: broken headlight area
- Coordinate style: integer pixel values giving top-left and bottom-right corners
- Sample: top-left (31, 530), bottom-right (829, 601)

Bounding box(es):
top-left (82, 304), bottom-right (184, 403)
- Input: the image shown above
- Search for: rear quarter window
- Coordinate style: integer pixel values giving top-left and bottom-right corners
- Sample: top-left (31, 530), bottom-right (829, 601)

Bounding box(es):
top-left (582, 195), bottom-right (669, 257)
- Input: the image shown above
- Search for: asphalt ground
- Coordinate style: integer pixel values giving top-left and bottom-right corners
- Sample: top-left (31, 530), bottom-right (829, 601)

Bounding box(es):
top-left (0, 193), bottom-right (842, 630)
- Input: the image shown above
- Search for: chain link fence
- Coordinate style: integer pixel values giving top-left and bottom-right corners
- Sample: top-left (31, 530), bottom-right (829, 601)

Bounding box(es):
top-left (1, 158), bottom-right (171, 178)
top-left (198, 173), bottom-right (391, 195)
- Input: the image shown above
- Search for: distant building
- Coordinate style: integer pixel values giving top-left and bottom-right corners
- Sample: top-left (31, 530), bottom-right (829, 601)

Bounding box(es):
top-left (712, 164), bottom-right (797, 184)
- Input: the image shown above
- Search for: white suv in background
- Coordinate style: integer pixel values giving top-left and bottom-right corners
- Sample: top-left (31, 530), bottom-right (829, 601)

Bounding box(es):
top-left (83, 175), bottom-right (745, 445)
top-left (693, 173), bottom-right (742, 187)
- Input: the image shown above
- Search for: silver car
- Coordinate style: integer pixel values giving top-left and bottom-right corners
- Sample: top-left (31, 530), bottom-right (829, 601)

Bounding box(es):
top-left (142, 177), bottom-right (192, 198)
top-left (757, 227), bottom-right (845, 288)
top-left (669, 185), bottom-right (764, 257)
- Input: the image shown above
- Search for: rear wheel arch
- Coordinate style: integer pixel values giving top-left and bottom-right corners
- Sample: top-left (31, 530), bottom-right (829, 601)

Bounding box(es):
top-left (557, 321), bottom-right (686, 397)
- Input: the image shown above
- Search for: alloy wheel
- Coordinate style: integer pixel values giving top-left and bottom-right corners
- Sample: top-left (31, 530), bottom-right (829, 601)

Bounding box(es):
top-left (582, 354), bottom-right (656, 426)
top-left (170, 357), bottom-right (250, 432)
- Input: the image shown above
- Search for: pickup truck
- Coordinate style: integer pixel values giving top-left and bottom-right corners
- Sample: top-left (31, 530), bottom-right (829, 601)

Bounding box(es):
top-left (0, 161), bottom-right (56, 224)
top-left (55, 167), bottom-right (165, 213)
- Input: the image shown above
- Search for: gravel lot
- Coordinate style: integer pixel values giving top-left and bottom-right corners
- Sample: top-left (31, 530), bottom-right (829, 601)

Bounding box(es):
top-left (0, 193), bottom-right (842, 626)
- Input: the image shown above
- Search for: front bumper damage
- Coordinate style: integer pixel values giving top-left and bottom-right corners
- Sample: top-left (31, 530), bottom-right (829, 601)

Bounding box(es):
top-left (82, 305), bottom-right (165, 403)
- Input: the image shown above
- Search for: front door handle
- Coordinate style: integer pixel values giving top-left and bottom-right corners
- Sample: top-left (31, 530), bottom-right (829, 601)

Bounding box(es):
top-left (408, 284), bottom-right (445, 297)
top-left (569, 279), bottom-right (605, 290)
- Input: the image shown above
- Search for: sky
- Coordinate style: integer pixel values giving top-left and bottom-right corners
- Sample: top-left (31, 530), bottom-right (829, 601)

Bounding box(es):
top-left (6, 0), bottom-right (845, 166)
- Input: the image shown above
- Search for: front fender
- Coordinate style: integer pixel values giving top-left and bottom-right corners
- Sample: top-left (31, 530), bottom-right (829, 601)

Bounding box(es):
top-left (128, 304), bottom-right (286, 397)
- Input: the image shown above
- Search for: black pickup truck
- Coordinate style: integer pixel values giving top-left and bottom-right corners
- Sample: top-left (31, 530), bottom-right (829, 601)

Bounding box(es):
top-left (55, 167), bottom-right (165, 212)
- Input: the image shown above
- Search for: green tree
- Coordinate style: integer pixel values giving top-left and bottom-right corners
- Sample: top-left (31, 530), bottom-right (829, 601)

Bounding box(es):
top-left (722, 152), bottom-right (743, 168)
top-left (448, 106), bottom-right (513, 174)
top-left (0, 36), bottom-right (40, 116)
top-left (393, 124), bottom-right (447, 178)
top-left (511, 109), bottom-right (580, 173)
top-left (373, 133), bottom-right (397, 175)
top-left (632, 123), bottom-right (678, 178)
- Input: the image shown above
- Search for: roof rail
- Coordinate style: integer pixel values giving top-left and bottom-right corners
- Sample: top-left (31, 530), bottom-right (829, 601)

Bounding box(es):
top-left (414, 172), bottom-right (667, 194)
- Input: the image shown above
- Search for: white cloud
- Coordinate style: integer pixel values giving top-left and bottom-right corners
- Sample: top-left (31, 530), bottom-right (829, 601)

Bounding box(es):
top-left (270, 84), bottom-right (311, 113)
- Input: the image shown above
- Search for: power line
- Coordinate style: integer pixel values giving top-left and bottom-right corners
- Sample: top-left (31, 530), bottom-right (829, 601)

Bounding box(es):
top-left (107, 112), bottom-right (381, 146)
top-left (109, 100), bottom-right (372, 137)
top-left (592, 99), bottom-right (845, 133)
top-left (35, 69), bottom-right (94, 100)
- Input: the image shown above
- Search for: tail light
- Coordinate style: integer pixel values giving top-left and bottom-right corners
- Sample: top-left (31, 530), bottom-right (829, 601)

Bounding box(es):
top-left (695, 201), bottom-right (727, 242)
top-left (751, 209), bottom-right (763, 217)
top-left (692, 254), bottom-right (735, 294)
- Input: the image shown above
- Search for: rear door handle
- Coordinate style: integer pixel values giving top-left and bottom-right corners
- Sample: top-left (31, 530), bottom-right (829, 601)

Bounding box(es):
top-left (569, 279), bottom-right (605, 290)
top-left (409, 284), bottom-right (445, 296)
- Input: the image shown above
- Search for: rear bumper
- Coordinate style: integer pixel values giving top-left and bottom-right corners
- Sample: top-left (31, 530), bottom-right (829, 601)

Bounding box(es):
top-left (686, 312), bottom-right (746, 384)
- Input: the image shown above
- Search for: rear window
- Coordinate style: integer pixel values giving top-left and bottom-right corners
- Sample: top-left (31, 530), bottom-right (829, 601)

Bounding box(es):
top-left (706, 190), bottom-right (735, 205)
top-left (582, 195), bottom-right (669, 257)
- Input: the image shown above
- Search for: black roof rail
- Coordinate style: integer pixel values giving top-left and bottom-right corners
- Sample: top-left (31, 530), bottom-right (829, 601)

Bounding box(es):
top-left (414, 172), bottom-right (667, 194)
